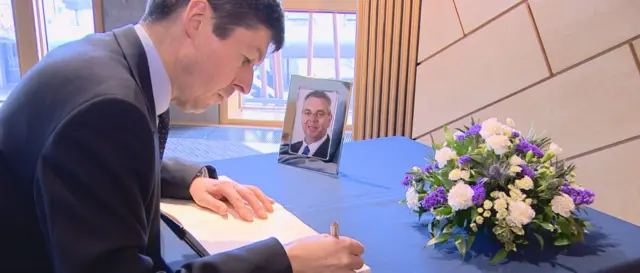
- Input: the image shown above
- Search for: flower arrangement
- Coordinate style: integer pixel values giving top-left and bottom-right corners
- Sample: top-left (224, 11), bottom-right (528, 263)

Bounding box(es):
top-left (401, 118), bottom-right (595, 263)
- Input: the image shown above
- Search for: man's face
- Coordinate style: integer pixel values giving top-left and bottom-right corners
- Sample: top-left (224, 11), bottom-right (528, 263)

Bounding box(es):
top-left (172, 0), bottom-right (272, 113)
top-left (301, 96), bottom-right (332, 141)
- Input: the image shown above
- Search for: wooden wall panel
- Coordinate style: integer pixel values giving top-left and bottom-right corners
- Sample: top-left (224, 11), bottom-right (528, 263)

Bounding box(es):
top-left (417, 46), bottom-right (640, 160)
top-left (453, 0), bottom-right (522, 33)
top-left (529, 0), bottom-right (640, 72)
top-left (417, 0), bottom-right (463, 61)
top-left (412, 4), bottom-right (548, 137)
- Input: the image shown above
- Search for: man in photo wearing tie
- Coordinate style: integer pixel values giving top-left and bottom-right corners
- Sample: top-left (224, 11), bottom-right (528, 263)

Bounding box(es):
top-left (0, 0), bottom-right (365, 272)
top-left (289, 90), bottom-right (335, 161)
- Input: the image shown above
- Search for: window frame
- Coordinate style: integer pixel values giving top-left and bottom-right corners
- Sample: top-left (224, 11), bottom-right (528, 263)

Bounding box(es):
top-left (219, 1), bottom-right (358, 129)
top-left (10, 0), bottom-right (104, 77)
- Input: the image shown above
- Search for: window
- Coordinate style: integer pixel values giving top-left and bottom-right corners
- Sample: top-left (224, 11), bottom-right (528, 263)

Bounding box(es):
top-left (222, 10), bottom-right (357, 127)
top-left (0, 0), bottom-right (20, 101)
top-left (42, 0), bottom-right (94, 51)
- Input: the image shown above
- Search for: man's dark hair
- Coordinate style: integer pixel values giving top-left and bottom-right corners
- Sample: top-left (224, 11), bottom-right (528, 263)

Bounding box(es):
top-left (142, 0), bottom-right (285, 52)
top-left (304, 90), bottom-right (332, 110)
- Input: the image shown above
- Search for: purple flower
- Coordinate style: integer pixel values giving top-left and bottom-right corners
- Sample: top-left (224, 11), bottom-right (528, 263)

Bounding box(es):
top-left (511, 131), bottom-right (520, 138)
top-left (457, 155), bottom-right (472, 165)
top-left (465, 124), bottom-right (481, 137)
top-left (402, 175), bottom-right (414, 186)
top-left (421, 187), bottom-right (448, 210)
top-left (519, 164), bottom-right (536, 178)
top-left (455, 134), bottom-right (466, 141)
top-left (477, 177), bottom-right (488, 184)
top-left (423, 163), bottom-right (437, 173)
top-left (560, 183), bottom-right (595, 206)
top-left (515, 140), bottom-right (545, 158)
top-left (471, 184), bottom-right (486, 206)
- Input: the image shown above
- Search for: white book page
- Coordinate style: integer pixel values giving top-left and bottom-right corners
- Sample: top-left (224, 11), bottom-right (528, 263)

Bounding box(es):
top-left (160, 176), bottom-right (370, 273)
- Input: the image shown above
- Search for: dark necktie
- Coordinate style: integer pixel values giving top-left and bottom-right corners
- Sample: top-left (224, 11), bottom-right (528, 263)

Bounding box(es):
top-left (157, 109), bottom-right (170, 159)
top-left (302, 146), bottom-right (310, 155)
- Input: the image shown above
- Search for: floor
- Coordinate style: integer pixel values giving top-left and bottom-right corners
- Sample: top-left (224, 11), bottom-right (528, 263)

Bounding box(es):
top-left (165, 125), bottom-right (353, 163)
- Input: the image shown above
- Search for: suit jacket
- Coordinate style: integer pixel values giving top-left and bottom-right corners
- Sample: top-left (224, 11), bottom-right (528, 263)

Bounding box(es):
top-left (289, 135), bottom-right (334, 162)
top-left (0, 25), bottom-right (291, 273)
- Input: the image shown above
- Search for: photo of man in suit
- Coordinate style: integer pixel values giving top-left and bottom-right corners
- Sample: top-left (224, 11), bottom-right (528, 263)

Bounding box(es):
top-left (0, 0), bottom-right (365, 272)
top-left (289, 90), bottom-right (336, 161)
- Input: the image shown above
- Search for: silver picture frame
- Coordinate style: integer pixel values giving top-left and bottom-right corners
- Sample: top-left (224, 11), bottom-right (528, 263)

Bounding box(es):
top-left (277, 75), bottom-right (352, 176)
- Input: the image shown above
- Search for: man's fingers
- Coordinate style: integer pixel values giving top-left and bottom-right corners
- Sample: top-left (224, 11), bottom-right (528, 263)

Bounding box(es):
top-left (219, 184), bottom-right (254, 221)
top-left (347, 256), bottom-right (365, 271)
top-left (236, 186), bottom-right (268, 219)
top-left (246, 185), bottom-right (274, 213)
top-left (196, 194), bottom-right (228, 216)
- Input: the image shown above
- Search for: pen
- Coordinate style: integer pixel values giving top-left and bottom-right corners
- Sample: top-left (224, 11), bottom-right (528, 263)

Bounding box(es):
top-left (160, 212), bottom-right (211, 258)
top-left (330, 222), bottom-right (339, 238)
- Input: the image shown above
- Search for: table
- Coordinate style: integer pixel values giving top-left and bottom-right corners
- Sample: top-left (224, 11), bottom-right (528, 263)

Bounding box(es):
top-left (193, 136), bottom-right (640, 272)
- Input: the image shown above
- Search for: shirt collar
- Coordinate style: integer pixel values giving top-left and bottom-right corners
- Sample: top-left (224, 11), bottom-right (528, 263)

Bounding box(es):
top-left (303, 134), bottom-right (328, 153)
top-left (133, 24), bottom-right (171, 116)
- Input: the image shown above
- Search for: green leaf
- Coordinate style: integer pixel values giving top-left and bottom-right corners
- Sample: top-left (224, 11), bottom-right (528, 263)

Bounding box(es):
top-left (556, 217), bottom-right (572, 236)
top-left (443, 222), bottom-right (456, 233)
top-left (583, 221), bottom-right (594, 228)
top-left (398, 200), bottom-right (408, 204)
top-left (470, 207), bottom-right (479, 221)
top-left (455, 209), bottom-right (471, 227)
top-left (470, 154), bottom-right (484, 163)
top-left (533, 233), bottom-right (544, 250)
top-left (430, 134), bottom-right (442, 150)
top-left (444, 125), bottom-right (454, 145)
top-left (426, 232), bottom-right (452, 247)
top-left (533, 220), bottom-right (554, 231)
top-left (441, 176), bottom-right (454, 190)
top-left (434, 206), bottom-right (454, 217)
top-left (490, 248), bottom-right (508, 264)
top-left (455, 234), bottom-right (467, 259)
top-left (554, 236), bottom-right (571, 246)
top-left (431, 175), bottom-right (444, 187)
top-left (467, 234), bottom-right (476, 252)
top-left (567, 217), bottom-right (584, 242)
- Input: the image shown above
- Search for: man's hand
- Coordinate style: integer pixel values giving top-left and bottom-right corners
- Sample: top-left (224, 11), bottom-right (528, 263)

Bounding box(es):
top-left (189, 177), bottom-right (275, 221)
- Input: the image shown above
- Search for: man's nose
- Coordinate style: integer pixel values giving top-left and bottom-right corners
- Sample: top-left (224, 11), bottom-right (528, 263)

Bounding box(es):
top-left (233, 66), bottom-right (254, 95)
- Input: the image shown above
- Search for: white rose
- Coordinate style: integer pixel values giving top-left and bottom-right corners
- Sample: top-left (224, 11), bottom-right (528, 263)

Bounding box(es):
top-left (506, 201), bottom-right (536, 227)
top-left (505, 118), bottom-right (516, 127)
top-left (549, 143), bottom-right (563, 155)
top-left (449, 169), bottom-right (462, 181)
top-left (434, 147), bottom-right (457, 168)
top-left (447, 182), bottom-right (475, 211)
top-left (509, 155), bottom-right (525, 166)
top-left (515, 176), bottom-right (534, 190)
top-left (551, 193), bottom-right (575, 217)
top-left (480, 118), bottom-right (505, 139)
top-left (485, 134), bottom-right (511, 155)
top-left (405, 187), bottom-right (420, 211)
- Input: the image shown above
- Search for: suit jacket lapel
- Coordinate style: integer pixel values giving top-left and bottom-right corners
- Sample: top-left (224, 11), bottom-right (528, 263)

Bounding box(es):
top-left (112, 24), bottom-right (157, 120)
top-left (316, 135), bottom-right (331, 159)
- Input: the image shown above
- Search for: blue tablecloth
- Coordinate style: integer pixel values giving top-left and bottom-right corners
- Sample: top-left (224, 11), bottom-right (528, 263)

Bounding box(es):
top-left (202, 136), bottom-right (640, 273)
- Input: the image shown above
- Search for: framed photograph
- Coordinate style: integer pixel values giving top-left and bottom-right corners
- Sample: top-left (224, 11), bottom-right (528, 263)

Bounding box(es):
top-left (278, 75), bottom-right (352, 176)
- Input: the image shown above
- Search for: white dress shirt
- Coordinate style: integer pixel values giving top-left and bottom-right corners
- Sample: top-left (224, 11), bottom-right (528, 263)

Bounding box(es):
top-left (299, 134), bottom-right (328, 156)
top-left (133, 24), bottom-right (171, 120)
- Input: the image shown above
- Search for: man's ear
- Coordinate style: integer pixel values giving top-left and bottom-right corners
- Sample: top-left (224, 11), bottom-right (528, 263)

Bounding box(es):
top-left (182, 0), bottom-right (210, 38)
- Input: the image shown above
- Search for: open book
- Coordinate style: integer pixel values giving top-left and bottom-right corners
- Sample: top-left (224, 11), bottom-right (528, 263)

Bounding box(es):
top-left (160, 176), bottom-right (370, 273)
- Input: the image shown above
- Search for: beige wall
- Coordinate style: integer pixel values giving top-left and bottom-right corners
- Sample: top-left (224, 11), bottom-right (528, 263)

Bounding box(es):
top-left (412, 0), bottom-right (640, 225)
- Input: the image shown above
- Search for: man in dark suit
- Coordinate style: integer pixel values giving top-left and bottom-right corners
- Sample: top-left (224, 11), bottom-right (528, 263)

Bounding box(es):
top-left (0, 0), bottom-right (365, 272)
top-left (289, 91), bottom-right (336, 162)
